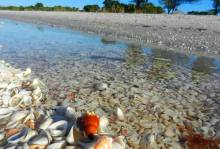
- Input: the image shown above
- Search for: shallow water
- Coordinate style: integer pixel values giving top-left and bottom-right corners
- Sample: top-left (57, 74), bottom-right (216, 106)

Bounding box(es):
top-left (1, 19), bottom-right (220, 148)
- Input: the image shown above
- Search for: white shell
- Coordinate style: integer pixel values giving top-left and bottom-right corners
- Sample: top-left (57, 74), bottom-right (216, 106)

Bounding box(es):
top-left (48, 120), bottom-right (68, 137)
top-left (99, 116), bottom-right (109, 133)
top-left (0, 107), bottom-right (14, 115)
top-left (0, 131), bottom-right (5, 141)
top-left (116, 107), bottom-right (124, 121)
top-left (66, 125), bottom-right (75, 144)
top-left (23, 95), bottom-right (32, 106)
top-left (23, 129), bottom-right (38, 142)
top-left (28, 133), bottom-right (49, 145)
top-left (112, 136), bottom-right (125, 149)
top-left (47, 141), bottom-right (66, 149)
top-left (39, 117), bottom-right (53, 130)
top-left (0, 107), bottom-right (14, 119)
top-left (10, 110), bottom-right (29, 122)
top-left (23, 68), bottom-right (31, 77)
top-left (65, 106), bottom-right (75, 119)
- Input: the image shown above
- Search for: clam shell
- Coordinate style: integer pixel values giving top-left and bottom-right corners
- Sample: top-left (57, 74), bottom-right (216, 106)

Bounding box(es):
top-left (0, 107), bottom-right (14, 119)
top-left (10, 110), bottom-right (29, 122)
top-left (39, 117), bottom-right (53, 130)
top-left (23, 129), bottom-right (38, 142)
top-left (7, 128), bottom-right (27, 144)
top-left (47, 141), bottom-right (66, 149)
top-left (28, 133), bottom-right (49, 145)
top-left (48, 120), bottom-right (68, 137)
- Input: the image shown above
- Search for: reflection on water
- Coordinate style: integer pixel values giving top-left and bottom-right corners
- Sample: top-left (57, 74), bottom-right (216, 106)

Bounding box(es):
top-left (0, 19), bottom-right (220, 82)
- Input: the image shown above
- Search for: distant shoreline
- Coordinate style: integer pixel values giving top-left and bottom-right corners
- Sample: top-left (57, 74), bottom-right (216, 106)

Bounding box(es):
top-left (0, 11), bottom-right (220, 57)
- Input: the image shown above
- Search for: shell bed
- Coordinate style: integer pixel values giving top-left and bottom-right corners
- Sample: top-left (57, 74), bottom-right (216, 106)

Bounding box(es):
top-left (0, 60), bottom-right (125, 149)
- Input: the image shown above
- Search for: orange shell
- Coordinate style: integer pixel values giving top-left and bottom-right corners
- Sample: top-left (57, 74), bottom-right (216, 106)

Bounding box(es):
top-left (83, 113), bottom-right (99, 137)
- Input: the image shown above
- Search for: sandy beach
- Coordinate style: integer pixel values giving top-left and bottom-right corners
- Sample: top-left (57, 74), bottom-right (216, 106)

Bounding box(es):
top-left (0, 10), bottom-right (220, 57)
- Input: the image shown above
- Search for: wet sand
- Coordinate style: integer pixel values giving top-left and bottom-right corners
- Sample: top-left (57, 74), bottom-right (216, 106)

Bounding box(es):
top-left (0, 10), bottom-right (220, 57)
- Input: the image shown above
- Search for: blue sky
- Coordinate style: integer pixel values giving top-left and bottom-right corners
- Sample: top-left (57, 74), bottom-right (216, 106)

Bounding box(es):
top-left (0, 0), bottom-right (213, 12)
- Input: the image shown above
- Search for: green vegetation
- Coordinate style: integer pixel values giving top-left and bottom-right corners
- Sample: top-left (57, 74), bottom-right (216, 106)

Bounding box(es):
top-left (212, 0), bottom-right (220, 15)
top-left (159, 0), bottom-right (200, 14)
top-left (188, 10), bottom-right (215, 15)
top-left (83, 5), bottom-right (100, 12)
top-left (0, 0), bottom-right (219, 15)
top-left (0, 3), bottom-right (79, 12)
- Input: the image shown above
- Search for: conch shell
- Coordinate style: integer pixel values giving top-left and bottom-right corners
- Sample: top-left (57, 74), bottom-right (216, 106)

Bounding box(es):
top-left (82, 112), bottom-right (99, 138)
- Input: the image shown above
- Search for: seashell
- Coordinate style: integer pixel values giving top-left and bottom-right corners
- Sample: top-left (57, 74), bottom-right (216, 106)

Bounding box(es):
top-left (94, 136), bottom-right (113, 149)
top-left (116, 107), bottom-right (124, 121)
top-left (66, 125), bottom-right (75, 144)
top-left (67, 125), bottom-right (84, 145)
top-left (23, 68), bottom-right (31, 77)
top-left (83, 112), bottom-right (99, 137)
top-left (48, 120), bottom-right (68, 137)
top-left (23, 95), bottom-right (33, 106)
top-left (112, 136), bottom-right (125, 149)
top-left (6, 121), bottom-right (21, 129)
top-left (39, 117), bottom-right (53, 130)
top-left (7, 128), bottom-right (27, 144)
top-left (32, 78), bottom-right (44, 89)
top-left (1, 93), bottom-right (11, 106)
top-left (0, 82), bottom-right (8, 89)
top-left (23, 129), bottom-right (38, 142)
top-left (140, 132), bottom-right (157, 149)
top-left (29, 144), bottom-right (47, 149)
top-left (99, 116), bottom-right (109, 133)
top-left (0, 131), bottom-right (5, 141)
top-left (65, 106), bottom-right (75, 119)
top-left (0, 107), bottom-right (14, 119)
top-left (10, 110), bottom-right (29, 122)
top-left (9, 94), bottom-right (23, 107)
top-left (47, 141), bottom-right (66, 149)
top-left (28, 133), bottom-right (49, 145)
top-left (6, 128), bottom-right (21, 138)
top-left (93, 83), bottom-right (108, 91)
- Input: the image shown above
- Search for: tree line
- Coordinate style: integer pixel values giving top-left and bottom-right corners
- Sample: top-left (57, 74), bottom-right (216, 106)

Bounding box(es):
top-left (0, 3), bottom-right (78, 12)
top-left (0, 0), bottom-right (219, 15)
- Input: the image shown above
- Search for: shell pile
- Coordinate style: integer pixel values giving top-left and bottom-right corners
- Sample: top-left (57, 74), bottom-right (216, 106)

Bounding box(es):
top-left (0, 60), bottom-right (125, 149)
